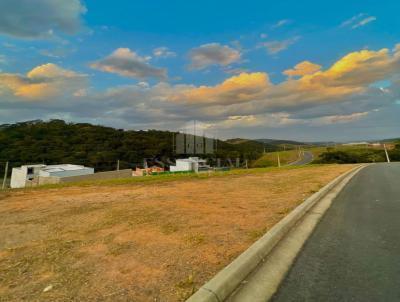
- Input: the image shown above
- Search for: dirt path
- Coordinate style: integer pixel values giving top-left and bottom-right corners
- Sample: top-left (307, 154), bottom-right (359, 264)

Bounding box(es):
top-left (0, 165), bottom-right (354, 302)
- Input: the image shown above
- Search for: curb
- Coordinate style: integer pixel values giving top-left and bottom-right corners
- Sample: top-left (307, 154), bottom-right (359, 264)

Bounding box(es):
top-left (187, 164), bottom-right (367, 302)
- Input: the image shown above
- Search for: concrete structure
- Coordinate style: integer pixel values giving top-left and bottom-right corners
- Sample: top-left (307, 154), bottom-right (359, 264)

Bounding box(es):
top-left (169, 157), bottom-right (210, 172)
top-left (134, 166), bottom-right (164, 176)
top-left (10, 164), bottom-right (94, 188)
top-left (40, 169), bottom-right (133, 185)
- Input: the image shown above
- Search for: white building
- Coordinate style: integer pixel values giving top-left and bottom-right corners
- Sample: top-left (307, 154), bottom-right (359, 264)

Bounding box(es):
top-left (169, 157), bottom-right (210, 172)
top-left (10, 164), bottom-right (94, 188)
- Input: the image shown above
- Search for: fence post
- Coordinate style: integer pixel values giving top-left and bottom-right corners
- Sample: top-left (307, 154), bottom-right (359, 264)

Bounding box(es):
top-left (2, 161), bottom-right (9, 190)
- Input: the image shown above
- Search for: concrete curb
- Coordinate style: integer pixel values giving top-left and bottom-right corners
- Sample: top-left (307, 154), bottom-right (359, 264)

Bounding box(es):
top-left (187, 164), bottom-right (367, 302)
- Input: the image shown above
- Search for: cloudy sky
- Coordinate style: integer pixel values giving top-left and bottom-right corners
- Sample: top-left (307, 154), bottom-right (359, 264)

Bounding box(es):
top-left (0, 0), bottom-right (399, 141)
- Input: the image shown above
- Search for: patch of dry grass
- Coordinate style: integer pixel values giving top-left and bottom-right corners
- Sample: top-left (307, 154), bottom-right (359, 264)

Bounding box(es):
top-left (0, 164), bottom-right (356, 301)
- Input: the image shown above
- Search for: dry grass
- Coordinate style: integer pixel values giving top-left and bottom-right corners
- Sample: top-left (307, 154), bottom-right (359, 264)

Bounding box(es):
top-left (251, 150), bottom-right (300, 167)
top-left (0, 164), bottom-right (355, 301)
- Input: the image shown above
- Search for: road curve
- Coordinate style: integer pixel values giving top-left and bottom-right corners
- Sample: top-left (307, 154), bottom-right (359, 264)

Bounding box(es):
top-left (272, 163), bottom-right (400, 302)
top-left (287, 151), bottom-right (314, 166)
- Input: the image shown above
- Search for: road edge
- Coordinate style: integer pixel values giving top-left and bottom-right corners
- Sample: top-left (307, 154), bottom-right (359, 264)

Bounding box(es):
top-left (186, 164), bottom-right (367, 302)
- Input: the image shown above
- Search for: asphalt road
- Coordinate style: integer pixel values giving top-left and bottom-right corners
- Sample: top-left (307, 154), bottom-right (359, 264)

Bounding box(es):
top-left (288, 151), bottom-right (314, 166)
top-left (272, 163), bottom-right (400, 302)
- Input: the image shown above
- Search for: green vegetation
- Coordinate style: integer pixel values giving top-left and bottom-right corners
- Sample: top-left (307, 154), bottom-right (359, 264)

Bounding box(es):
top-left (251, 149), bottom-right (300, 167)
top-left (0, 120), bottom-right (272, 174)
top-left (24, 165), bottom-right (312, 190)
top-left (314, 143), bottom-right (400, 164)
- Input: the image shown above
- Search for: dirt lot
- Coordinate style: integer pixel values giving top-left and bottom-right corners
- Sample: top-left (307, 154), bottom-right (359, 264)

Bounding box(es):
top-left (0, 165), bottom-right (354, 301)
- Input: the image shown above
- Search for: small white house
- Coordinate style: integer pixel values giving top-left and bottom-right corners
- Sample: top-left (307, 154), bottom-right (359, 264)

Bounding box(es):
top-left (10, 164), bottom-right (94, 188)
top-left (169, 157), bottom-right (210, 172)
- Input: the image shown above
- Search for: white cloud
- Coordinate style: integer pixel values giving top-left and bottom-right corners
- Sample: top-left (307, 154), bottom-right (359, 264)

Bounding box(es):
top-left (188, 43), bottom-right (241, 70)
top-left (271, 19), bottom-right (291, 29)
top-left (153, 47), bottom-right (176, 58)
top-left (340, 13), bottom-right (376, 29)
top-left (90, 48), bottom-right (167, 80)
top-left (352, 16), bottom-right (377, 29)
top-left (0, 0), bottom-right (86, 39)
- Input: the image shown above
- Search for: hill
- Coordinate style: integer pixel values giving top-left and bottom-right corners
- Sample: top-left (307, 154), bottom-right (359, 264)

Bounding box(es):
top-left (255, 138), bottom-right (309, 146)
top-left (0, 120), bottom-right (265, 174)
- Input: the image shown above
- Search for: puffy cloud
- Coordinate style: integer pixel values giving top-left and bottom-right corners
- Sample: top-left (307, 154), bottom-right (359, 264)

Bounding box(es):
top-left (0, 63), bottom-right (87, 100)
top-left (90, 48), bottom-right (167, 80)
top-left (188, 43), bottom-right (241, 70)
top-left (153, 47), bottom-right (176, 58)
top-left (283, 61), bottom-right (322, 77)
top-left (1, 44), bottom-right (400, 138)
top-left (261, 36), bottom-right (300, 54)
top-left (0, 0), bottom-right (86, 39)
top-left (170, 72), bottom-right (270, 105)
top-left (163, 44), bottom-right (400, 119)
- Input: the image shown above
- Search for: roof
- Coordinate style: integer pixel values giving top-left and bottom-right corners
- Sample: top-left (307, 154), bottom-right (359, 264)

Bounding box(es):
top-left (176, 158), bottom-right (206, 163)
top-left (41, 164), bottom-right (89, 173)
top-left (16, 164), bottom-right (92, 172)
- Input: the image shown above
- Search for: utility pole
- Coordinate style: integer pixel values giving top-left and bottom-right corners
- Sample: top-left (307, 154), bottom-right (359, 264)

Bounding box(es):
top-left (2, 161), bottom-right (9, 190)
top-left (277, 153), bottom-right (281, 168)
top-left (117, 159), bottom-right (120, 171)
top-left (384, 144), bottom-right (391, 163)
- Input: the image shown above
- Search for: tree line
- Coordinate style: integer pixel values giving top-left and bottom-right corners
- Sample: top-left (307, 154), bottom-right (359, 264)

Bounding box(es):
top-left (0, 120), bottom-right (273, 174)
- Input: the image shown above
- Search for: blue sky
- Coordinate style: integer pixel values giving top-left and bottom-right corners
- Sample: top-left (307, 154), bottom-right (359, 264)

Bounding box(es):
top-left (0, 0), bottom-right (399, 141)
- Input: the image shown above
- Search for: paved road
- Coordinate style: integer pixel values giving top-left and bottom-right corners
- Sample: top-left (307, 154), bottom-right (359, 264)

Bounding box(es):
top-left (272, 163), bottom-right (400, 302)
top-left (288, 151), bottom-right (314, 166)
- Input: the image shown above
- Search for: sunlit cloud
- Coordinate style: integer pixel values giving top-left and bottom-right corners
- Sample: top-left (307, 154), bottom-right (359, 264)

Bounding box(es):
top-left (1, 44), bottom-right (399, 134)
top-left (0, 63), bottom-right (87, 100)
top-left (170, 72), bottom-right (270, 105)
top-left (283, 61), bottom-right (322, 77)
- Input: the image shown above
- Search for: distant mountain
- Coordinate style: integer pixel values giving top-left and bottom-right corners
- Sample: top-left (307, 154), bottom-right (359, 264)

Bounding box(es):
top-left (378, 138), bottom-right (400, 143)
top-left (255, 138), bottom-right (309, 146)
top-left (255, 138), bottom-right (335, 147)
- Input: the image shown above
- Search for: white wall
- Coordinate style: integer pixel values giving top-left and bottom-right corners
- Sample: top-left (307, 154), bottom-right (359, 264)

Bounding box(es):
top-left (170, 161), bottom-right (193, 172)
top-left (10, 168), bottom-right (26, 188)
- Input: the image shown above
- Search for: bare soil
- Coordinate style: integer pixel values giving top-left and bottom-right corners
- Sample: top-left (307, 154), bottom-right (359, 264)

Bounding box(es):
top-left (0, 165), bottom-right (354, 301)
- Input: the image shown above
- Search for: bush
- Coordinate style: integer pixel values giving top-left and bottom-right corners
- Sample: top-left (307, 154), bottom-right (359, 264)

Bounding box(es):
top-left (316, 148), bottom-right (386, 164)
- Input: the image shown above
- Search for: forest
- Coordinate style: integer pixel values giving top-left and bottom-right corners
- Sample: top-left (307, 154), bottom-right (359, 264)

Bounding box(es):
top-left (0, 120), bottom-right (273, 173)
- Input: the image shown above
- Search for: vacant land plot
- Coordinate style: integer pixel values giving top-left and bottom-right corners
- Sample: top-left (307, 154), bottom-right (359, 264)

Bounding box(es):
top-left (0, 165), bottom-right (354, 302)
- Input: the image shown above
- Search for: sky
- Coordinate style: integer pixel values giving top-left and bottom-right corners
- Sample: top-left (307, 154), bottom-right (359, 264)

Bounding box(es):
top-left (0, 0), bottom-right (399, 141)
